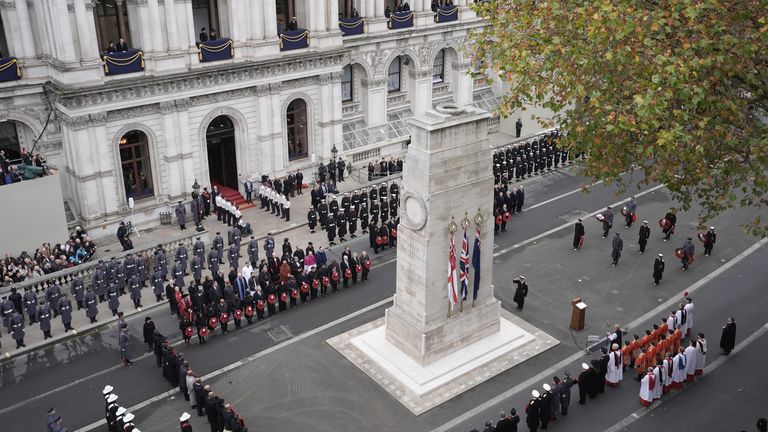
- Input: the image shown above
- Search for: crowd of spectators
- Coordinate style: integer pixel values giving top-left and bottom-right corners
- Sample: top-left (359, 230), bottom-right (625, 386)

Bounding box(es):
top-left (1, 226), bottom-right (95, 286)
top-left (1, 148), bottom-right (48, 186)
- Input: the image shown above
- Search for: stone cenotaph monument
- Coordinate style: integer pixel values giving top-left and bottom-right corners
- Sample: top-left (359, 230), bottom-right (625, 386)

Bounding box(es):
top-left (328, 104), bottom-right (557, 415)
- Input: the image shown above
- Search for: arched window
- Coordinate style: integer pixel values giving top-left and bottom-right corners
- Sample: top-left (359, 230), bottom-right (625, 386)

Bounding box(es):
top-left (341, 65), bottom-right (353, 102)
top-left (94, 0), bottom-right (131, 51)
top-left (119, 130), bottom-right (154, 200)
top-left (387, 57), bottom-right (401, 93)
top-left (286, 99), bottom-right (308, 161)
top-left (432, 49), bottom-right (445, 84)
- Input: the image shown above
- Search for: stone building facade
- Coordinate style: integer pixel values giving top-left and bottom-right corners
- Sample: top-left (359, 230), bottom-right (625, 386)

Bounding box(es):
top-left (0, 0), bottom-right (498, 235)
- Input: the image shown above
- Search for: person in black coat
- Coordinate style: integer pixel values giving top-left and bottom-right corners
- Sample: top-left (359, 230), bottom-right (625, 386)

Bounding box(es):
top-left (142, 317), bottom-right (155, 351)
top-left (577, 362), bottom-right (591, 404)
top-left (525, 391), bottom-right (541, 432)
top-left (597, 348), bottom-right (609, 394)
top-left (573, 219), bottom-right (585, 250)
top-left (153, 330), bottom-right (165, 367)
top-left (719, 317), bottom-right (736, 355)
top-left (513, 276), bottom-right (528, 310)
top-left (515, 186), bottom-right (525, 213)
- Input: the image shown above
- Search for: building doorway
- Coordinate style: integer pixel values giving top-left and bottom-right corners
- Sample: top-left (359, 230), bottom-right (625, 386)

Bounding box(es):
top-left (206, 115), bottom-right (238, 189)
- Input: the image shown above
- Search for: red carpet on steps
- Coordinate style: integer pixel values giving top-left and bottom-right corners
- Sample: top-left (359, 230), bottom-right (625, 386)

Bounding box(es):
top-left (212, 183), bottom-right (256, 210)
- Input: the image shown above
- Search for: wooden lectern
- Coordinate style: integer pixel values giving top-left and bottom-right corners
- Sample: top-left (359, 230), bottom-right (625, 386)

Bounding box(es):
top-left (570, 297), bottom-right (587, 331)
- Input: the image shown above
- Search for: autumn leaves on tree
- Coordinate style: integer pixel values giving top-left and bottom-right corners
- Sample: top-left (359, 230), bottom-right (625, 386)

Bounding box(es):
top-left (470, 0), bottom-right (768, 235)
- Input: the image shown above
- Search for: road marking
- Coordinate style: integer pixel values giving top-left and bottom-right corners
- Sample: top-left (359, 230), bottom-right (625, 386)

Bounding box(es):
top-left (493, 184), bottom-right (666, 257)
top-left (429, 237), bottom-right (766, 432)
top-left (600, 321), bottom-right (768, 432)
top-left (75, 295), bottom-right (395, 432)
top-left (523, 180), bottom-right (602, 212)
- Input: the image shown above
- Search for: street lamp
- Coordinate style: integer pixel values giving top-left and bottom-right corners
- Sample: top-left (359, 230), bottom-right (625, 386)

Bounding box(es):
top-left (331, 144), bottom-right (338, 160)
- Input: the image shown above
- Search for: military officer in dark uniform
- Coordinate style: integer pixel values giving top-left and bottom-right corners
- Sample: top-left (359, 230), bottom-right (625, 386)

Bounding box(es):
top-left (348, 206), bottom-right (358, 238)
top-left (326, 213), bottom-right (337, 246)
top-left (58, 294), bottom-right (73, 331)
top-left (24, 287), bottom-right (38, 323)
top-left (308, 207), bottom-right (318, 233)
top-left (337, 211), bottom-right (347, 242)
top-left (318, 199), bottom-right (329, 229)
top-left (37, 301), bottom-right (53, 339)
top-left (360, 202), bottom-right (369, 234)
top-left (213, 232), bottom-right (225, 265)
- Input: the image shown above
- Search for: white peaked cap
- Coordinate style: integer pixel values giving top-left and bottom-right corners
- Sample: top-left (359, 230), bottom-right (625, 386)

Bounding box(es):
top-left (180, 412), bottom-right (191, 422)
top-left (102, 385), bottom-right (114, 395)
top-left (123, 413), bottom-right (135, 422)
top-left (581, 363), bottom-right (590, 370)
top-left (107, 394), bottom-right (118, 403)
top-left (116, 407), bottom-right (127, 416)
top-left (542, 383), bottom-right (551, 391)
top-left (532, 390), bottom-right (540, 398)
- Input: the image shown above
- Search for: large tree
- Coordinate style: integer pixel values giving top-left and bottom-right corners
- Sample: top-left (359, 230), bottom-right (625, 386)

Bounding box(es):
top-left (470, 0), bottom-right (768, 235)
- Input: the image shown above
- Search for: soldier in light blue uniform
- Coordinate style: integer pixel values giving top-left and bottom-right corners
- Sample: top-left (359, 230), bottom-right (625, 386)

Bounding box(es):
top-left (247, 237), bottom-right (259, 267)
top-left (46, 283), bottom-right (62, 318)
top-left (70, 274), bottom-right (85, 310)
top-left (58, 294), bottom-right (73, 331)
top-left (228, 243), bottom-right (240, 270)
top-left (152, 269), bottom-right (164, 302)
top-left (107, 283), bottom-right (121, 316)
top-left (23, 287), bottom-right (38, 323)
top-left (11, 312), bottom-right (25, 348)
top-left (93, 262), bottom-right (108, 302)
top-left (172, 260), bottom-right (185, 289)
top-left (129, 275), bottom-right (142, 309)
top-left (37, 300), bottom-right (53, 339)
top-left (208, 247), bottom-right (220, 277)
top-left (85, 289), bottom-right (99, 323)
top-left (213, 233), bottom-right (225, 265)
top-left (176, 243), bottom-right (189, 274)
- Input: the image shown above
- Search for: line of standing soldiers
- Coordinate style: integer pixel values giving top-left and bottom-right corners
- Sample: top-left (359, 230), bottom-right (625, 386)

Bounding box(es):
top-left (307, 181), bottom-right (400, 251)
top-left (1, 249), bottom-right (168, 350)
top-left (493, 130), bottom-right (580, 185)
top-left (172, 234), bottom-right (373, 347)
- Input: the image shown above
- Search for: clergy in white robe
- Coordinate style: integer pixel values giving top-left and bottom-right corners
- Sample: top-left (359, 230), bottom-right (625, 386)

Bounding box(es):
top-left (661, 355), bottom-right (673, 394)
top-left (666, 312), bottom-right (677, 334)
top-left (639, 367), bottom-right (655, 407)
top-left (605, 344), bottom-right (623, 387)
top-left (652, 365), bottom-right (663, 400)
top-left (684, 340), bottom-right (698, 382)
top-left (695, 334), bottom-right (707, 376)
top-left (684, 299), bottom-right (695, 336)
top-left (671, 348), bottom-right (687, 389)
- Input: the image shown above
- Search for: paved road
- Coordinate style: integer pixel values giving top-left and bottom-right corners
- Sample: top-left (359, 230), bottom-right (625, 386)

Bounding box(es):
top-left (2, 167), bottom-right (765, 432)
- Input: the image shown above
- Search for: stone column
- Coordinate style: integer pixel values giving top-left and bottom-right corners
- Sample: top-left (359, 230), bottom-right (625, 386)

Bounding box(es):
top-left (255, 85), bottom-right (274, 176)
top-left (73, 0), bottom-right (100, 60)
top-left (374, 0), bottom-right (385, 16)
top-left (363, 0), bottom-right (374, 17)
top-left (175, 99), bottom-right (194, 190)
top-left (0, 5), bottom-right (21, 58)
top-left (361, 78), bottom-right (388, 127)
top-left (249, 0), bottom-right (265, 40)
top-left (452, 61), bottom-right (474, 107)
top-left (328, 0), bottom-right (340, 30)
top-left (409, 69), bottom-right (434, 116)
top-left (308, 0), bottom-right (326, 33)
top-left (263, 0), bottom-right (278, 38)
top-left (48, 0), bottom-right (78, 62)
top-left (181, 0), bottom-right (197, 48)
top-left (330, 71), bottom-right (344, 156)
top-left (208, 0), bottom-right (218, 29)
top-left (14, 0), bottom-right (37, 58)
top-left (411, 0), bottom-right (423, 11)
top-left (146, 0), bottom-right (165, 52)
top-left (164, 0), bottom-right (181, 50)
top-left (160, 101), bottom-right (183, 197)
top-left (128, 0), bottom-right (154, 52)
top-left (115, 0), bottom-right (128, 40)
top-left (269, 84), bottom-right (285, 173)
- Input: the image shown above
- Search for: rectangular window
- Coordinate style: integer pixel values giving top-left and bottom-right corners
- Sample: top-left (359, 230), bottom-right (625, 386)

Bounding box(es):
top-left (342, 65), bottom-right (353, 102)
top-left (432, 50), bottom-right (445, 84)
top-left (388, 58), bottom-right (401, 93)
